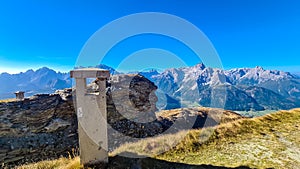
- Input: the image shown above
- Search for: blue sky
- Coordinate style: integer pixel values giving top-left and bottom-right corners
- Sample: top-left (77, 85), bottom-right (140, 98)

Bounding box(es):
top-left (0, 0), bottom-right (299, 73)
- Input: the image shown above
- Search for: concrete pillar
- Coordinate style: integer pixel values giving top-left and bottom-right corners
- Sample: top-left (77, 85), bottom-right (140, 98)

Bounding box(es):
top-left (70, 68), bottom-right (110, 167)
top-left (14, 91), bottom-right (25, 100)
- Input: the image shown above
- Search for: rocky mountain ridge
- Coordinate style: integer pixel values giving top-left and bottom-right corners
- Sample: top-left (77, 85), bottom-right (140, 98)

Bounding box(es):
top-left (0, 65), bottom-right (117, 99)
top-left (141, 63), bottom-right (300, 111)
top-left (1, 64), bottom-right (300, 111)
top-left (0, 67), bottom-right (70, 99)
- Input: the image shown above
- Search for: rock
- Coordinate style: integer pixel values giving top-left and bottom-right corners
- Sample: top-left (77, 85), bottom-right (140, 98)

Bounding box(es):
top-left (44, 118), bottom-right (71, 132)
top-left (0, 93), bottom-right (78, 167)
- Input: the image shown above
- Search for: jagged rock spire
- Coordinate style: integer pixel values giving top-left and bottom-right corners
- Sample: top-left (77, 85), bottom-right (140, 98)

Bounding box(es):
top-left (194, 63), bottom-right (206, 70)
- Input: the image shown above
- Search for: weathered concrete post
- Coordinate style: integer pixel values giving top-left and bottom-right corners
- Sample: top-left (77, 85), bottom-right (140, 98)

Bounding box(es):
top-left (70, 68), bottom-right (110, 167)
top-left (14, 91), bottom-right (25, 100)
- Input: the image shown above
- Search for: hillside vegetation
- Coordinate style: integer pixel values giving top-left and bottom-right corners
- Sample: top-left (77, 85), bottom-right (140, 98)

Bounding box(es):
top-left (113, 108), bottom-right (300, 168)
top-left (14, 109), bottom-right (300, 169)
top-left (13, 157), bottom-right (82, 169)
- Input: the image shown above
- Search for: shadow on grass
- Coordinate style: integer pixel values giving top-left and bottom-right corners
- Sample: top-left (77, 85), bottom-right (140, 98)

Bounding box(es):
top-left (87, 152), bottom-right (251, 169)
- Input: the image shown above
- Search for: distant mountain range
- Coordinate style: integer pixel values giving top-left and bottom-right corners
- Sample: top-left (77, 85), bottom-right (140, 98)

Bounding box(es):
top-left (0, 67), bottom-right (70, 99)
top-left (0, 65), bottom-right (116, 99)
top-left (140, 63), bottom-right (300, 111)
top-left (1, 64), bottom-right (300, 111)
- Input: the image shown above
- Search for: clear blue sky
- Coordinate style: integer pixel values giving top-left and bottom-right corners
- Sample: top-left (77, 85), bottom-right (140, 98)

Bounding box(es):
top-left (0, 0), bottom-right (299, 73)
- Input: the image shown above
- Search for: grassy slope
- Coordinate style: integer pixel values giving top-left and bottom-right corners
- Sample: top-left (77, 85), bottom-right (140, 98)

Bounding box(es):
top-left (113, 108), bottom-right (300, 169)
top-left (163, 108), bottom-right (300, 168)
top-left (14, 109), bottom-right (300, 169)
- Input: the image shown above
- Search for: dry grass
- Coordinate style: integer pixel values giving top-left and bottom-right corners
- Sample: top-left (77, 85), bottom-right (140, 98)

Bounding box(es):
top-left (111, 107), bottom-right (244, 157)
top-left (159, 108), bottom-right (300, 169)
top-left (0, 98), bottom-right (16, 103)
top-left (11, 149), bottom-right (85, 169)
top-left (14, 157), bottom-right (83, 169)
top-left (112, 108), bottom-right (300, 169)
top-left (110, 130), bottom-right (190, 157)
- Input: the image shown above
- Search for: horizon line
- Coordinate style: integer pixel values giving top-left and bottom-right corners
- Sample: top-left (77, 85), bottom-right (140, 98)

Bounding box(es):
top-left (1, 64), bottom-right (300, 75)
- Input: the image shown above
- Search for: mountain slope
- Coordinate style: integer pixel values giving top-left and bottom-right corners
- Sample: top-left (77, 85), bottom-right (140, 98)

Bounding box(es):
top-left (198, 85), bottom-right (264, 111)
top-left (243, 86), bottom-right (298, 110)
top-left (111, 108), bottom-right (300, 169)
